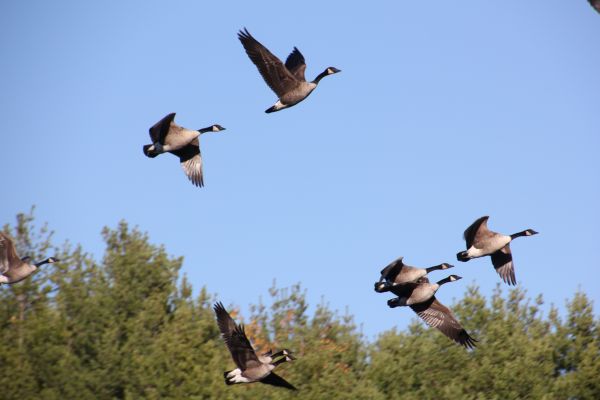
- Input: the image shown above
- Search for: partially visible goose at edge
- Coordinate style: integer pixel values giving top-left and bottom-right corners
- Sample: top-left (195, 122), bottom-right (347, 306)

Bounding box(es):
top-left (238, 28), bottom-right (341, 113)
top-left (143, 113), bottom-right (225, 187)
top-left (456, 216), bottom-right (538, 286)
top-left (0, 232), bottom-right (59, 285)
top-left (375, 276), bottom-right (477, 349)
top-left (377, 256), bottom-right (454, 287)
top-left (213, 302), bottom-right (297, 390)
top-left (589, 0), bottom-right (600, 13)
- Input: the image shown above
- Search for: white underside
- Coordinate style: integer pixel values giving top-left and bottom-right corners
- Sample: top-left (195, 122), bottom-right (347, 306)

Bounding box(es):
top-left (0, 275), bottom-right (8, 284)
top-left (226, 369), bottom-right (251, 383)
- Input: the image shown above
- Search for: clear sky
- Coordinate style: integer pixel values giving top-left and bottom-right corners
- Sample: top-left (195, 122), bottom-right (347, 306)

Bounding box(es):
top-left (1, 1), bottom-right (598, 339)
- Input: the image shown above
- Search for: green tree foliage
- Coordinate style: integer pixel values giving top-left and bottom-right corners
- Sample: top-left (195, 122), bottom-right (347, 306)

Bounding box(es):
top-left (0, 210), bottom-right (598, 399)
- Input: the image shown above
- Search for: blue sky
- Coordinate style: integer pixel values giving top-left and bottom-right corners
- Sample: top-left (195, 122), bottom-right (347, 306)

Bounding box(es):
top-left (1, 1), bottom-right (598, 339)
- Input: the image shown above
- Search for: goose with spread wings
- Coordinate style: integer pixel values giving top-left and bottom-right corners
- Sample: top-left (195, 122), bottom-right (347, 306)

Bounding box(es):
top-left (213, 302), bottom-right (297, 390)
top-left (0, 232), bottom-right (59, 285)
top-left (377, 256), bottom-right (454, 285)
top-left (375, 276), bottom-right (477, 348)
top-left (143, 113), bottom-right (225, 187)
top-left (238, 28), bottom-right (340, 113)
top-left (456, 216), bottom-right (538, 286)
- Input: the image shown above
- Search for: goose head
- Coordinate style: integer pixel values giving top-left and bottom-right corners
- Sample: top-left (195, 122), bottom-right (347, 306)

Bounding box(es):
top-left (211, 124), bottom-right (226, 132)
top-left (326, 67), bottom-right (341, 75)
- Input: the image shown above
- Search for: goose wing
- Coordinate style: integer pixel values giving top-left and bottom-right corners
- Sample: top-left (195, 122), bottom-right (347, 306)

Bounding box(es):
top-left (463, 216), bottom-right (490, 249)
top-left (214, 302), bottom-right (260, 370)
top-left (590, 0), bottom-right (600, 13)
top-left (285, 47), bottom-right (307, 81)
top-left (0, 233), bottom-right (20, 274)
top-left (410, 297), bottom-right (477, 348)
top-left (170, 138), bottom-right (203, 187)
top-left (491, 244), bottom-right (516, 285)
top-left (260, 372), bottom-right (297, 390)
top-left (379, 256), bottom-right (404, 282)
top-left (149, 112), bottom-right (176, 144)
top-left (238, 28), bottom-right (299, 97)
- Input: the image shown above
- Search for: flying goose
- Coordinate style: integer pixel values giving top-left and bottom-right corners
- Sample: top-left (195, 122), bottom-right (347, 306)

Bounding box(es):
top-left (213, 302), bottom-right (297, 390)
top-left (238, 28), bottom-right (341, 113)
top-left (456, 216), bottom-right (538, 286)
top-left (0, 232), bottom-right (59, 285)
top-left (377, 256), bottom-right (454, 286)
top-left (143, 113), bottom-right (225, 187)
top-left (590, 0), bottom-right (600, 13)
top-left (375, 276), bottom-right (477, 348)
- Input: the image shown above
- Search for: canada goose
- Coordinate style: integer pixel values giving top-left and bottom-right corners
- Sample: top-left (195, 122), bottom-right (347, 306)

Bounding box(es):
top-left (213, 302), bottom-right (297, 390)
top-left (143, 113), bottom-right (225, 187)
top-left (456, 216), bottom-right (538, 286)
top-left (377, 256), bottom-right (454, 286)
top-left (238, 28), bottom-right (341, 113)
top-left (0, 232), bottom-right (59, 285)
top-left (375, 276), bottom-right (477, 348)
top-left (590, 0), bottom-right (600, 13)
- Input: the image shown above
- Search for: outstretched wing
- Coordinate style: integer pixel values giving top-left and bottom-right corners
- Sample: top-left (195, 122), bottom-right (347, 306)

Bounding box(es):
top-left (285, 47), bottom-right (306, 81)
top-left (491, 244), bottom-right (516, 285)
top-left (0, 232), bottom-right (20, 274)
top-left (213, 302), bottom-right (260, 370)
top-left (170, 139), bottom-right (203, 187)
top-left (379, 256), bottom-right (404, 282)
top-left (238, 28), bottom-right (299, 97)
top-left (260, 372), bottom-right (297, 390)
top-left (410, 297), bottom-right (477, 349)
top-left (148, 113), bottom-right (176, 144)
top-left (463, 216), bottom-right (490, 249)
top-left (590, 0), bottom-right (600, 14)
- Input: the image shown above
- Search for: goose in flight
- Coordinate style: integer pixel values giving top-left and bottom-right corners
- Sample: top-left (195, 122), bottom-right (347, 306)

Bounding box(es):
top-left (456, 216), bottom-right (538, 285)
top-left (0, 232), bottom-right (59, 285)
top-left (375, 276), bottom-right (477, 348)
top-left (213, 302), bottom-right (297, 390)
top-left (238, 28), bottom-right (340, 113)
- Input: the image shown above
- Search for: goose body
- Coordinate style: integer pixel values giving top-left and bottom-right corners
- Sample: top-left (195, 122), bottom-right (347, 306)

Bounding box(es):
top-left (0, 232), bottom-right (59, 285)
top-left (143, 113), bottom-right (225, 187)
top-left (378, 256), bottom-right (453, 286)
top-left (456, 216), bottom-right (538, 285)
top-left (375, 276), bottom-right (477, 348)
top-left (238, 28), bottom-right (340, 113)
top-left (213, 302), bottom-right (297, 390)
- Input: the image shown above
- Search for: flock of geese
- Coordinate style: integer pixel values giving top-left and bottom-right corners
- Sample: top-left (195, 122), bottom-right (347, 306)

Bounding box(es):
top-left (5, 19), bottom-right (571, 390)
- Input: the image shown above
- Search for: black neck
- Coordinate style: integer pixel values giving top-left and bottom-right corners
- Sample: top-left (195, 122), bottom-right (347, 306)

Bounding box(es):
top-left (425, 264), bottom-right (446, 273)
top-left (312, 69), bottom-right (330, 84)
top-left (272, 356), bottom-right (290, 366)
top-left (34, 258), bottom-right (52, 267)
top-left (436, 276), bottom-right (454, 286)
top-left (197, 126), bottom-right (213, 134)
top-left (510, 230), bottom-right (530, 240)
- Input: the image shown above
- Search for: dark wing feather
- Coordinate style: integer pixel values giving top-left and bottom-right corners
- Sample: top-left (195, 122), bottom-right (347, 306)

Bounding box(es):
top-left (238, 28), bottom-right (298, 97)
top-left (388, 281), bottom-right (421, 298)
top-left (149, 113), bottom-right (176, 144)
top-left (170, 139), bottom-right (203, 187)
top-left (260, 372), bottom-right (297, 390)
top-left (463, 216), bottom-right (490, 249)
top-left (491, 244), bottom-right (516, 285)
top-left (410, 297), bottom-right (477, 349)
top-left (284, 47), bottom-right (306, 81)
top-left (379, 256), bottom-right (404, 282)
top-left (213, 302), bottom-right (260, 370)
top-left (590, 0), bottom-right (600, 13)
top-left (0, 232), bottom-right (20, 273)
